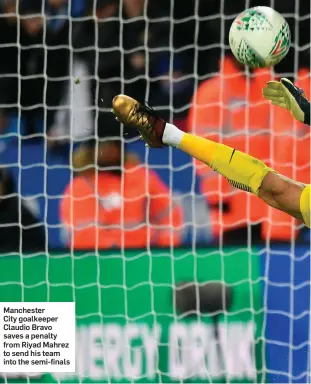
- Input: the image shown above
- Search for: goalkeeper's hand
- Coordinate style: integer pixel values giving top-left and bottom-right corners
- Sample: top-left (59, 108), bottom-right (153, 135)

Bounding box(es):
top-left (263, 78), bottom-right (311, 126)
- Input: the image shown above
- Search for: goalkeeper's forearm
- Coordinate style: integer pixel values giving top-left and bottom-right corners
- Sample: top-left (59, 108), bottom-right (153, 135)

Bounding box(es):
top-left (162, 124), bottom-right (306, 222)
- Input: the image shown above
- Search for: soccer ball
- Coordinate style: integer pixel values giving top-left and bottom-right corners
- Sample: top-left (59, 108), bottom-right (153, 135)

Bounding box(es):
top-left (229, 6), bottom-right (291, 68)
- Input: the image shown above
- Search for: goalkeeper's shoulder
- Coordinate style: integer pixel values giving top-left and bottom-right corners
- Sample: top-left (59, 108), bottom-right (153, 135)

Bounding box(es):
top-left (263, 77), bottom-right (310, 126)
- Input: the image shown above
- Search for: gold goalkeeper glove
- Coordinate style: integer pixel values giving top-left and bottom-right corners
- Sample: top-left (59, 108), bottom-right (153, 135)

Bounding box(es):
top-left (263, 78), bottom-right (310, 125)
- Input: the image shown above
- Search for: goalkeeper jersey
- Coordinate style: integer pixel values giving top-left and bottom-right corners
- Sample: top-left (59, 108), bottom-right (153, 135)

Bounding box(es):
top-left (300, 184), bottom-right (311, 228)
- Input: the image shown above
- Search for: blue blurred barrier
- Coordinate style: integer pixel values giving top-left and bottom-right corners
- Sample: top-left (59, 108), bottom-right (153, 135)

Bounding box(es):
top-left (2, 141), bottom-right (213, 248)
top-left (261, 244), bottom-right (311, 383)
top-left (2, 142), bottom-right (71, 247)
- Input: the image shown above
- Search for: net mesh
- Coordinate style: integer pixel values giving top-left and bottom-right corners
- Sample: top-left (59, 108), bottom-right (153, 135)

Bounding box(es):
top-left (0, 0), bottom-right (310, 383)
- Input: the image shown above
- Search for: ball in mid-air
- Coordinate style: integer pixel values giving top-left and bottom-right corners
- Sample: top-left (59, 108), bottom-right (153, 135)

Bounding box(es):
top-left (229, 6), bottom-right (291, 68)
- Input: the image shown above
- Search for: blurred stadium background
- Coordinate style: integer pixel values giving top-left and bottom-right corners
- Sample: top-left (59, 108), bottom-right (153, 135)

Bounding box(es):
top-left (0, 0), bottom-right (310, 382)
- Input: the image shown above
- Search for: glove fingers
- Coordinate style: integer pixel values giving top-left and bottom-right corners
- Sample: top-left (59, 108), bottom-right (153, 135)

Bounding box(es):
top-left (263, 87), bottom-right (282, 97)
top-left (264, 95), bottom-right (285, 103)
top-left (271, 100), bottom-right (287, 109)
top-left (266, 81), bottom-right (282, 90)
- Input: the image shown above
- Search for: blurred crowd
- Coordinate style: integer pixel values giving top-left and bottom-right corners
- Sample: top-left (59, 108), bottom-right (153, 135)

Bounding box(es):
top-left (0, 0), bottom-right (310, 252)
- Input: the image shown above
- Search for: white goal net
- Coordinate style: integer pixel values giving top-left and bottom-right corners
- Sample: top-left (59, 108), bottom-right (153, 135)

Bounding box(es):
top-left (0, 0), bottom-right (310, 383)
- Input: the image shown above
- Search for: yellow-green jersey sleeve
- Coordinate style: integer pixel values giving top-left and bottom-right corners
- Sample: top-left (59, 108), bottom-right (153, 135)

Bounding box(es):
top-left (300, 185), bottom-right (311, 228)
